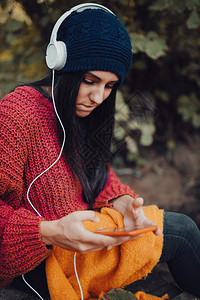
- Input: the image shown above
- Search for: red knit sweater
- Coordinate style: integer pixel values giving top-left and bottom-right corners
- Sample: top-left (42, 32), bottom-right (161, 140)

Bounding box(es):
top-left (0, 86), bottom-right (137, 283)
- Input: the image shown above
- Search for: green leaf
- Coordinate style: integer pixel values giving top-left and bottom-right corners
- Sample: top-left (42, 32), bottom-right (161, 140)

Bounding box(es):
top-left (150, 0), bottom-right (199, 13)
top-left (139, 121), bottom-right (155, 146)
top-left (125, 137), bottom-right (138, 154)
top-left (155, 90), bottom-right (169, 103)
top-left (185, 0), bottom-right (200, 10)
top-left (177, 94), bottom-right (200, 124)
top-left (192, 114), bottom-right (200, 127)
top-left (114, 125), bottom-right (126, 139)
top-left (5, 19), bottom-right (22, 32)
top-left (115, 91), bottom-right (130, 122)
top-left (170, 1), bottom-right (191, 13)
top-left (140, 131), bottom-right (154, 146)
top-left (145, 38), bottom-right (167, 59)
top-left (150, 0), bottom-right (169, 11)
top-left (150, 0), bottom-right (184, 12)
top-left (40, 16), bottom-right (50, 27)
top-left (187, 11), bottom-right (200, 29)
top-left (131, 33), bottom-right (146, 53)
top-left (131, 32), bottom-right (167, 59)
top-left (146, 31), bottom-right (158, 39)
top-left (6, 32), bottom-right (20, 44)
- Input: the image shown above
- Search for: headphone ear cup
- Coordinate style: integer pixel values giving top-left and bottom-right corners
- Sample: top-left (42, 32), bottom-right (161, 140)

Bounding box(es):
top-left (46, 41), bottom-right (67, 70)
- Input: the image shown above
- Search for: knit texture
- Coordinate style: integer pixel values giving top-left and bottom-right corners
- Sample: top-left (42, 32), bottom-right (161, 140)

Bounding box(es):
top-left (46, 206), bottom-right (163, 300)
top-left (56, 9), bottom-right (132, 83)
top-left (134, 291), bottom-right (169, 299)
top-left (0, 86), bottom-right (137, 283)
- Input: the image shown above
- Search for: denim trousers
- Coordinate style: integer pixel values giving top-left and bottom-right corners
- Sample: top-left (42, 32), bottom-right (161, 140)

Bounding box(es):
top-left (159, 211), bottom-right (200, 297)
top-left (12, 211), bottom-right (200, 298)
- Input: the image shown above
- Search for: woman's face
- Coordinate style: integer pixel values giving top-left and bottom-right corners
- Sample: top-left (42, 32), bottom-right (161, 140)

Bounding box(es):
top-left (75, 70), bottom-right (119, 117)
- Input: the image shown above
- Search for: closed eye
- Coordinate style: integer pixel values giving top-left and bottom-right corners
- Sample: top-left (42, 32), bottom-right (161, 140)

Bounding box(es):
top-left (82, 78), bottom-right (118, 89)
top-left (105, 83), bottom-right (118, 89)
top-left (82, 71), bottom-right (119, 89)
top-left (82, 78), bottom-right (94, 85)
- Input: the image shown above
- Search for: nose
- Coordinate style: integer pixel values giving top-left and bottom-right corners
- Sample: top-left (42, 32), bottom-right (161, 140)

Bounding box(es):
top-left (90, 86), bottom-right (105, 105)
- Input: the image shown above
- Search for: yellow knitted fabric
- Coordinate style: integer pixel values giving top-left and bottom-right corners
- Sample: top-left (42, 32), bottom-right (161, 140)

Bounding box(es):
top-left (134, 291), bottom-right (169, 299)
top-left (46, 206), bottom-right (163, 300)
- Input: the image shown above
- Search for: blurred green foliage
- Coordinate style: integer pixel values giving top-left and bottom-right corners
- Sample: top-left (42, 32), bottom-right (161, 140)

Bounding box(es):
top-left (0, 0), bottom-right (200, 166)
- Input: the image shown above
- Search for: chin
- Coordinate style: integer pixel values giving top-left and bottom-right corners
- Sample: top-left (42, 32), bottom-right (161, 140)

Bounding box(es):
top-left (76, 109), bottom-right (94, 117)
top-left (76, 111), bottom-right (91, 118)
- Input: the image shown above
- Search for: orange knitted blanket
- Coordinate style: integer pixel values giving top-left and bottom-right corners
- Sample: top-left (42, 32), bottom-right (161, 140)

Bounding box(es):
top-left (46, 206), bottom-right (163, 299)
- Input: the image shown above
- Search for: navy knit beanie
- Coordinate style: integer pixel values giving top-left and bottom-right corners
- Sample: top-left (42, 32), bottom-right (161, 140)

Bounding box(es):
top-left (56, 8), bottom-right (132, 83)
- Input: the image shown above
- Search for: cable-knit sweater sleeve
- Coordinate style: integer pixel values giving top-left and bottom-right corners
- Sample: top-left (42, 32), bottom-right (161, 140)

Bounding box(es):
top-left (0, 91), bottom-right (50, 282)
top-left (93, 167), bottom-right (138, 209)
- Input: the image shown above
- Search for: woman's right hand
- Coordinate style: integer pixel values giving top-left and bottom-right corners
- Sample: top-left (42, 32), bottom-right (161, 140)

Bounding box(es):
top-left (40, 210), bottom-right (131, 253)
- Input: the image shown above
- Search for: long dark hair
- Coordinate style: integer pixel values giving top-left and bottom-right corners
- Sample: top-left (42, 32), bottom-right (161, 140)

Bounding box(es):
top-left (32, 72), bottom-right (117, 209)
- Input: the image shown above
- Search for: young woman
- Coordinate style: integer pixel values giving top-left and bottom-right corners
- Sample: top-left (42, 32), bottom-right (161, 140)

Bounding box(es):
top-left (0, 4), bottom-right (199, 299)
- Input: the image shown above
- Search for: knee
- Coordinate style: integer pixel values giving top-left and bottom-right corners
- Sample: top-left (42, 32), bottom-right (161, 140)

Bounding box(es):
top-left (177, 213), bottom-right (198, 239)
top-left (164, 211), bottom-right (199, 241)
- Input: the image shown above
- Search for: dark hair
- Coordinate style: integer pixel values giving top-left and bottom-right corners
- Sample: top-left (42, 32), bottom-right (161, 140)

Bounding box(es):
top-left (32, 72), bottom-right (117, 209)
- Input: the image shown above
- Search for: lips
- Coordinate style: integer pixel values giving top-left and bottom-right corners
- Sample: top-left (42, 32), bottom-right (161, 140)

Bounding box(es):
top-left (82, 105), bottom-right (95, 108)
top-left (78, 104), bottom-right (96, 111)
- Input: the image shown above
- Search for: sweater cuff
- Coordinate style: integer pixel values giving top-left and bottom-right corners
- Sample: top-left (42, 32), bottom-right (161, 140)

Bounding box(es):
top-left (94, 183), bottom-right (138, 209)
top-left (1, 208), bottom-right (50, 279)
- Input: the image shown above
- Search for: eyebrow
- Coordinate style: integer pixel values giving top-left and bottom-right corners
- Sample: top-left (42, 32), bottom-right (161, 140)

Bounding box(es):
top-left (86, 71), bottom-right (119, 83)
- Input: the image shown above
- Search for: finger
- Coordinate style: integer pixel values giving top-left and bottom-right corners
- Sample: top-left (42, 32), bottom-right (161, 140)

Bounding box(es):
top-left (110, 237), bottom-right (132, 247)
top-left (90, 232), bottom-right (130, 246)
top-left (154, 226), bottom-right (161, 236)
top-left (132, 197), bottom-right (144, 209)
top-left (73, 210), bottom-right (99, 223)
top-left (82, 235), bottom-right (132, 253)
top-left (143, 218), bottom-right (161, 236)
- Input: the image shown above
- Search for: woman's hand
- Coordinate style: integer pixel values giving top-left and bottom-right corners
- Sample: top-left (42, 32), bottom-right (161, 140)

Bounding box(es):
top-left (111, 195), bottom-right (161, 236)
top-left (40, 210), bottom-right (132, 253)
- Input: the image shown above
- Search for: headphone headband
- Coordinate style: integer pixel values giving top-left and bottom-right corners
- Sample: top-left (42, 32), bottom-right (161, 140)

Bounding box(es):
top-left (46, 3), bottom-right (115, 70)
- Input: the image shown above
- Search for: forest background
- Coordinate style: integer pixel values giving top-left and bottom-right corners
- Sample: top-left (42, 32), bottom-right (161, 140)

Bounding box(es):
top-left (0, 0), bottom-right (200, 227)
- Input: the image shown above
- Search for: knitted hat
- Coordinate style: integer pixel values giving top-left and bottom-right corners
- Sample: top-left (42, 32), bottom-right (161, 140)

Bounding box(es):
top-left (56, 8), bottom-right (132, 83)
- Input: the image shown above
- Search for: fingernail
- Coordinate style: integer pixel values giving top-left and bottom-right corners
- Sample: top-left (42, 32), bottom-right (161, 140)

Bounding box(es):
top-left (136, 197), bottom-right (143, 202)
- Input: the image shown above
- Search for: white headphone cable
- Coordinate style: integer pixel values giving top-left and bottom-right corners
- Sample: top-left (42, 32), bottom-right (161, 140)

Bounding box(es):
top-left (74, 252), bottom-right (84, 300)
top-left (24, 70), bottom-right (84, 299)
top-left (26, 69), bottom-right (66, 217)
top-left (22, 252), bottom-right (83, 300)
top-left (22, 274), bottom-right (44, 300)
top-left (23, 69), bottom-right (66, 298)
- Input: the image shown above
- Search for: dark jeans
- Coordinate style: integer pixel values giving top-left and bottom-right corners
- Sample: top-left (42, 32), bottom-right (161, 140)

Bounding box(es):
top-left (12, 260), bottom-right (50, 299)
top-left (159, 211), bottom-right (200, 297)
top-left (12, 211), bottom-right (200, 298)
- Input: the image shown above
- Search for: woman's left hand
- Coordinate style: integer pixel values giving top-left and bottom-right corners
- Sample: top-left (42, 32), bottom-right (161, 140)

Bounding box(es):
top-left (111, 195), bottom-right (161, 236)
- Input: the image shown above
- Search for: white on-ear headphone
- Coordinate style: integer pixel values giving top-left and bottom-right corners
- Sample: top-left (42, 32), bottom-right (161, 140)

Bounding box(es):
top-left (45, 3), bottom-right (115, 71)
